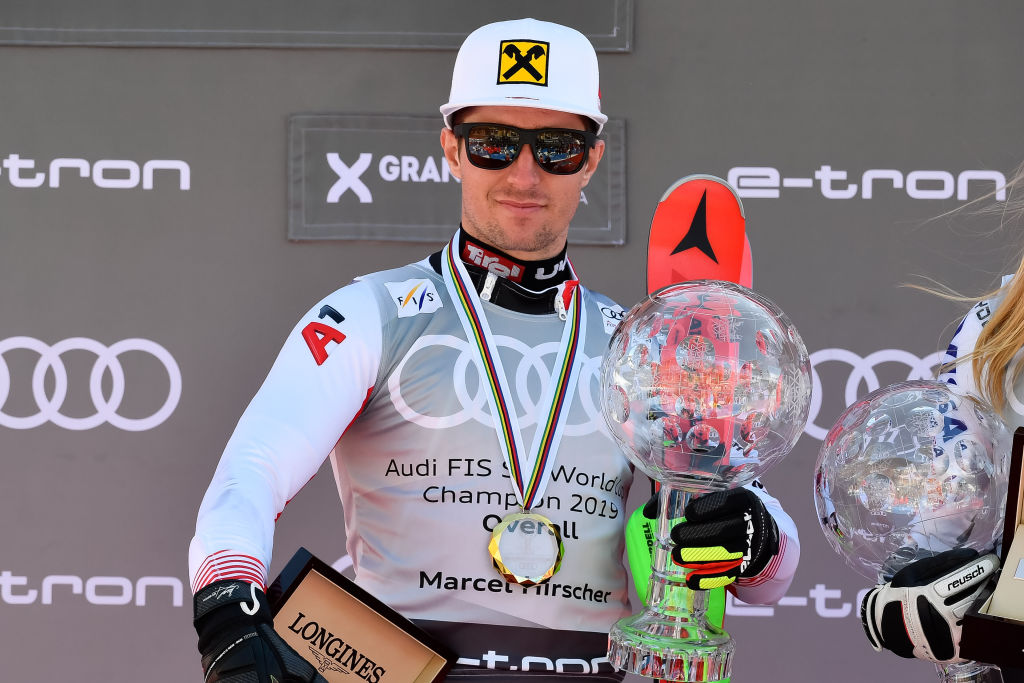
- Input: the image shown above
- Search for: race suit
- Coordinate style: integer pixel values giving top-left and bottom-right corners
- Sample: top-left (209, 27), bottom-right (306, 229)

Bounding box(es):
top-left (188, 229), bottom-right (799, 679)
top-left (939, 274), bottom-right (1024, 428)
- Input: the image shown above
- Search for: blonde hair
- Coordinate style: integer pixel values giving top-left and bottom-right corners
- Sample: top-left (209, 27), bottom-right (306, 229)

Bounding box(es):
top-left (969, 256), bottom-right (1024, 408)
top-left (936, 163), bottom-right (1024, 408)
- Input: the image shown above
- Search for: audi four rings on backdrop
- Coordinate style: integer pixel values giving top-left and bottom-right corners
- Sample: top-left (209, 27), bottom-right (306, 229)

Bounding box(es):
top-left (0, 336), bottom-right (181, 431)
top-left (805, 348), bottom-right (945, 440)
top-left (386, 335), bottom-right (948, 442)
top-left (0, 334), bottom-right (937, 437)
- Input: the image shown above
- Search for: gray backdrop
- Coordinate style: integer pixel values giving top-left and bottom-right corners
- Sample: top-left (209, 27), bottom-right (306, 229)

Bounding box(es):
top-left (2, 2), bottom-right (1022, 681)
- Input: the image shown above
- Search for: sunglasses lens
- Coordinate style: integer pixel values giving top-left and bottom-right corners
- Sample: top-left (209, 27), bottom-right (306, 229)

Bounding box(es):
top-left (464, 124), bottom-right (521, 170)
top-left (533, 130), bottom-right (588, 174)
top-left (459, 124), bottom-right (590, 174)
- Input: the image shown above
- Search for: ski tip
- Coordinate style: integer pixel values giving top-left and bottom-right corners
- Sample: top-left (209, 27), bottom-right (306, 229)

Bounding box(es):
top-left (658, 174), bottom-right (745, 219)
top-left (647, 175), bottom-right (752, 293)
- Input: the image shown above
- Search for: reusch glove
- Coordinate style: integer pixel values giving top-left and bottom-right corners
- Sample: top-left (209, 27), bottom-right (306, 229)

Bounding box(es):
top-left (860, 548), bottom-right (999, 663)
top-left (194, 579), bottom-right (328, 683)
top-left (656, 488), bottom-right (779, 590)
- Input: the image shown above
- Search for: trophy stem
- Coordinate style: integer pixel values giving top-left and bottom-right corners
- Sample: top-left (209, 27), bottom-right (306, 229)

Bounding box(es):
top-left (608, 485), bottom-right (734, 682)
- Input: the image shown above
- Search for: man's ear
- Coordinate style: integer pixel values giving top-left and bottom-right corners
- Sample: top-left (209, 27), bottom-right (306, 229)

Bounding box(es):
top-left (578, 139), bottom-right (604, 188)
top-left (440, 128), bottom-right (463, 181)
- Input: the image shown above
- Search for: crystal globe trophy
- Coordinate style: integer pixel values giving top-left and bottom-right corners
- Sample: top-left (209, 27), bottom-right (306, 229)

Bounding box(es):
top-left (813, 380), bottom-right (1011, 682)
top-left (600, 280), bottom-right (811, 681)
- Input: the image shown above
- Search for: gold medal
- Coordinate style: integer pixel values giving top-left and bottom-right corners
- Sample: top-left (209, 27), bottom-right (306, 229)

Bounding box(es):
top-left (488, 511), bottom-right (565, 586)
top-left (442, 234), bottom-right (580, 589)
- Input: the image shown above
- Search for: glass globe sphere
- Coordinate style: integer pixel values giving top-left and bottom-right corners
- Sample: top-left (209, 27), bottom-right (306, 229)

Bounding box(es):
top-left (599, 280), bottom-right (811, 492)
top-left (813, 380), bottom-right (1011, 581)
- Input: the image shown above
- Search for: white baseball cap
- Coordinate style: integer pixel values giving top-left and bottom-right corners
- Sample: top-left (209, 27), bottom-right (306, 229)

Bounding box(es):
top-left (440, 18), bottom-right (607, 135)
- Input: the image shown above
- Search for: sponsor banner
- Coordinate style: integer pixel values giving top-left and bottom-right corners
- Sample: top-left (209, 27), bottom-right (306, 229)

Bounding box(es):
top-left (726, 585), bottom-right (870, 620)
top-left (384, 336), bottom-right (945, 441)
top-left (806, 347), bottom-right (945, 440)
top-left (288, 114), bottom-right (626, 245)
top-left (0, 336), bottom-right (181, 431)
top-left (0, 155), bottom-right (190, 191)
top-left (726, 165), bottom-right (1008, 201)
top-left (0, 570), bottom-right (185, 607)
top-left (0, 0), bottom-right (632, 50)
top-left (415, 619), bottom-right (612, 674)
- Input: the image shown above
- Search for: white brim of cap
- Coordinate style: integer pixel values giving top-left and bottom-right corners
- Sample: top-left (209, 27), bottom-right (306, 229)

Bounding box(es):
top-left (440, 99), bottom-right (607, 135)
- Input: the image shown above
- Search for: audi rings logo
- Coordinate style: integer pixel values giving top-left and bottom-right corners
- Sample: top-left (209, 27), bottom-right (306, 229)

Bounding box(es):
top-left (0, 337), bottom-right (181, 431)
top-left (805, 348), bottom-right (945, 440)
top-left (390, 341), bottom-right (946, 443)
top-left (389, 334), bottom-right (605, 436)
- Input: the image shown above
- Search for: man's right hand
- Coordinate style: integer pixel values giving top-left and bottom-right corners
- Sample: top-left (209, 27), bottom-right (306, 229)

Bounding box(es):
top-left (194, 579), bottom-right (328, 683)
top-left (647, 487), bottom-right (780, 591)
top-left (860, 548), bottom-right (998, 663)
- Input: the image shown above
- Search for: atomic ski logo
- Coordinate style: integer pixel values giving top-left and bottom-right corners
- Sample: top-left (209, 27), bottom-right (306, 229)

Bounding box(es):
top-left (647, 174), bottom-right (752, 293)
top-left (671, 189), bottom-right (718, 263)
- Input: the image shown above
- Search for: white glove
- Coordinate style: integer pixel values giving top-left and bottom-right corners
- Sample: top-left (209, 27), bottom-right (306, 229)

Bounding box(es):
top-left (860, 548), bottom-right (999, 663)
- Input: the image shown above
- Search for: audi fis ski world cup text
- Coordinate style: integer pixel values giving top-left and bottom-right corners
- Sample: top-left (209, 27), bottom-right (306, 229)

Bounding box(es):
top-left (727, 166), bottom-right (1006, 200)
top-left (0, 155), bottom-right (190, 190)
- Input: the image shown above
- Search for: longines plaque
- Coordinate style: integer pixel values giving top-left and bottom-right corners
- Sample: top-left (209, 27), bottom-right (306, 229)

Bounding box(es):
top-left (269, 548), bottom-right (456, 683)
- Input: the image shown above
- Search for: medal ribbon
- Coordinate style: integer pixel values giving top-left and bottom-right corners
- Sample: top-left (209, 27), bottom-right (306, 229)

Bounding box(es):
top-left (441, 232), bottom-right (587, 509)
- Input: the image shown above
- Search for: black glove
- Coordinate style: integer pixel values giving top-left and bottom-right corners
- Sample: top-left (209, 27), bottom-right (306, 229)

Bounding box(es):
top-left (646, 487), bottom-right (779, 590)
top-left (860, 548), bottom-right (999, 663)
top-left (194, 579), bottom-right (328, 683)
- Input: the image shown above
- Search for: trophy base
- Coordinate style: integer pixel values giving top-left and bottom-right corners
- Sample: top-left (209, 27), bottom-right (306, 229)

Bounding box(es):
top-left (607, 609), bottom-right (734, 682)
top-left (934, 661), bottom-right (996, 683)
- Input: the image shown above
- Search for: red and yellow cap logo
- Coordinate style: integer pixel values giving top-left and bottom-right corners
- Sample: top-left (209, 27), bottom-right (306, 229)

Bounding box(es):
top-left (497, 40), bottom-right (549, 85)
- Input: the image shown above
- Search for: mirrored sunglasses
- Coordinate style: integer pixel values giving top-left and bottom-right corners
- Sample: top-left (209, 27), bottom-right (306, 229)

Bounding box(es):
top-left (453, 122), bottom-right (598, 175)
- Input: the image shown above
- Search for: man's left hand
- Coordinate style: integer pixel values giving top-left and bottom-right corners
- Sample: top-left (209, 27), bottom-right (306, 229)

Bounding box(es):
top-left (666, 488), bottom-right (779, 590)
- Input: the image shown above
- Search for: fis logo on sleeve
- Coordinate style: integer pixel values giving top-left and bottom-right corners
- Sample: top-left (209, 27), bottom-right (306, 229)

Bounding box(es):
top-left (385, 279), bottom-right (443, 318)
top-left (498, 40), bottom-right (549, 85)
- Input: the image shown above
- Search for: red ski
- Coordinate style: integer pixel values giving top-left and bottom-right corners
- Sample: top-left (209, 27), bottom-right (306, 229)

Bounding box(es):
top-left (626, 175), bottom-right (753, 665)
top-left (647, 174), bottom-right (751, 293)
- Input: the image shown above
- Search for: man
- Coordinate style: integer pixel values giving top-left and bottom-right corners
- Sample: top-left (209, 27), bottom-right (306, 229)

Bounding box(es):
top-left (189, 18), bottom-right (799, 683)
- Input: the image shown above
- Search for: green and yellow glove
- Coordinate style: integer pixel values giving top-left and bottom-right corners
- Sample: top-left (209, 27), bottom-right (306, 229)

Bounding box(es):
top-left (669, 488), bottom-right (779, 590)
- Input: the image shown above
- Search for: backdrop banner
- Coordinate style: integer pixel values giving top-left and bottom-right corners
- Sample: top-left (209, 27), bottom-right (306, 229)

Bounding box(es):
top-left (289, 114), bottom-right (626, 244)
top-left (1, 3), bottom-right (1022, 682)
top-left (0, 0), bottom-right (632, 50)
